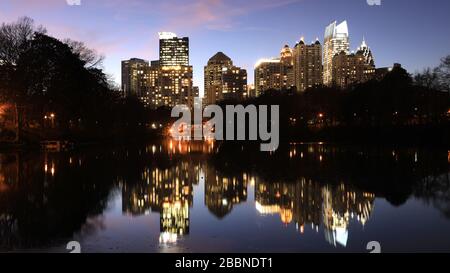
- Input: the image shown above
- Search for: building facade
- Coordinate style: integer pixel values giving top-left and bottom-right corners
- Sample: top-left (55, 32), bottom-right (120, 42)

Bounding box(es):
top-left (157, 32), bottom-right (193, 108)
top-left (280, 45), bottom-right (295, 90)
top-left (121, 58), bottom-right (149, 101)
top-left (204, 52), bottom-right (247, 104)
top-left (158, 65), bottom-right (193, 107)
top-left (332, 39), bottom-right (376, 88)
top-left (222, 66), bottom-right (247, 101)
top-left (254, 59), bottom-right (282, 96)
top-left (293, 39), bottom-right (323, 92)
top-left (159, 32), bottom-right (189, 67)
top-left (323, 21), bottom-right (350, 86)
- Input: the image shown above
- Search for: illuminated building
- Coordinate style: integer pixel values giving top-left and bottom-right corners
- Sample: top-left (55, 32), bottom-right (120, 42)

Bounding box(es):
top-left (254, 45), bottom-right (301, 95)
top-left (221, 66), bottom-right (247, 101)
top-left (332, 39), bottom-right (376, 88)
top-left (293, 38), bottom-right (323, 92)
top-left (254, 58), bottom-right (282, 96)
top-left (156, 32), bottom-right (193, 108)
top-left (121, 58), bottom-right (150, 103)
top-left (280, 45), bottom-right (295, 89)
top-left (159, 32), bottom-right (189, 67)
top-left (204, 52), bottom-right (247, 104)
top-left (147, 62), bottom-right (160, 108)
top-left (158, 65), bottom-right (193, 107)
top-left (323, 21), bottom-right (350, 85)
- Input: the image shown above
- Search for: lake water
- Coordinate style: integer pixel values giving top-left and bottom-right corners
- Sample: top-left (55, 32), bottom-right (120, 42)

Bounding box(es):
top-left (1, 140), bottom-right (449, 253)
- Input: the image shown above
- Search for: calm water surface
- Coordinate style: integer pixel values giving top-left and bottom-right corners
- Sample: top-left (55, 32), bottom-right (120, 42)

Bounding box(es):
top-left (0, 140), bottom-right (449, 253)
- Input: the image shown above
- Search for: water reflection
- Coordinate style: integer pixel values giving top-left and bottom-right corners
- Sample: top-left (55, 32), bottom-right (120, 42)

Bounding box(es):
top-left (255, 180), bottom-right (374, 247)
top-left (0, 140), bottom-right (449, 252)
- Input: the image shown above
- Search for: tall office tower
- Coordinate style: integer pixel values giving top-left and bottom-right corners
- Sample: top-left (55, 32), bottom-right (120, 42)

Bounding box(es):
top-left (158, 65), bottom-right (193, 107)
top-left (357, 38), bottom-right (375, 66)
top-left (121, 58), bottom-right (150, 100)
top-left (204, 52), bottom-right (233, 105)
top-left (280, 45), bottom-right (295, 90)
top-left (147, 61), bottom-right (160, 108)
top-left (222, 66), bottom-right (247, 101)
top-left (254, 58), bottom-right (282, 96)
top-left (159, 32), bottom-right (189, 66)
top-left (293, 38), bottom-right (323, 92)
top-left (157, 32), bottom-right (193, 107)
top-left (204, 52), bottom-right (247, 104)
top-left (323, 21), bottom-right (350, 85)
top-left (332, 39), bottom-right (376, 89)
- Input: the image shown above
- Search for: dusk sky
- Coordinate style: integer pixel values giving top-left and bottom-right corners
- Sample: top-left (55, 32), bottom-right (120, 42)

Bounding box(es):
top-left (1, 0), bottom-right (450, 95)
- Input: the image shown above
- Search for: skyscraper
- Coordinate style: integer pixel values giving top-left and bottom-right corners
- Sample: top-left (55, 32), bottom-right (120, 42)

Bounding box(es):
top-left (222, 66), bottom-right (247, 101)
top-left (254, 45), bottom-right (297, 96)
top-left (159, 32), bottom-right (189, 67)
top-left (121, 58), bottom-right (150, 101)
top-left (204, 52), bottom-right (233, 105)
top-left (323, 21), bottom-right (350, 85)
top-left (280, 45), bottom-right (295, 90)
top-left (332, 39), bottom-right (376, 88)
top-left (204, 52), bottom-right (247, 104)
top-left (147, 61), bottom-right (160, 108)
top-left (254, 58), bottom-right (282, 96)
top-left (157, 32), bottom-right (193, 107)
top-left (293, 38), bottom-right (323, 92)
top-left (158, 65), bottom-right (193, 107)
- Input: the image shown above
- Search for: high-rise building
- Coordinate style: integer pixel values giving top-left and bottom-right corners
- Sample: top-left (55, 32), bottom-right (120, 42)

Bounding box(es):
top-left (293, 38), bottom-right (323, 92)
top-left (121, 33), bottom-right (192, 108)
top-left (222, 66), bottom-right (247, 101)
top-left (204, 52), bottom-right (247, 104)
top-left (254, 59), bottom-right (282, 96)
top-left (147, 61), bottom-right (160, 108)
top-left (121, 58), bottom-right (149, 100)
top-left (254, 45), bottom-right (297, 96)
top-left (280, 45), bottom-right (295, 90)
top-left (159, 32), bottom-right (189, 67)
top-left (158, 65), bottom-right (193, 107)
top-left (204, 52), bottom-right (232, 105)
top-left (157, 32), bottom-right (193, 108)
top-left (332, 39), bottom-right (376, 88)
top-left (323, 21), bottom-right (350, 85)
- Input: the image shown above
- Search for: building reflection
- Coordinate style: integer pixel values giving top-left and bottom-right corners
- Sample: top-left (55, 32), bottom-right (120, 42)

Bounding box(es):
top-left (204, 168), bottom-right (248, 218)
top-left (0, 142), bottom-right (448, 251)
top-left (122, 162), bottom-right (198, 244)
top-left (255, 179), bottom-right (375, 247)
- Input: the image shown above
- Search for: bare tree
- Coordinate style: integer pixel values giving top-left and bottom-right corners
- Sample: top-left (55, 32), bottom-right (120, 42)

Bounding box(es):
top-left (0, 17), bottom-right (46, 65)
top-left (436, 55), bottom-right (450, 92)
top-left (414, 67), bottom-right (440, 89)
top-left (64, 39), bottom-right (105, 68)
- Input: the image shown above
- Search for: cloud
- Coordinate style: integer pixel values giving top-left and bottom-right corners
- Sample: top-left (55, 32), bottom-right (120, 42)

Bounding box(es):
top-left (146, 0), bottom-right (302, 32)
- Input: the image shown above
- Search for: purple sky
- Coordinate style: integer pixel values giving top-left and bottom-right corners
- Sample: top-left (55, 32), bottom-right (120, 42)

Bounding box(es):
top-left (1, 0), bottom-right (450, 95)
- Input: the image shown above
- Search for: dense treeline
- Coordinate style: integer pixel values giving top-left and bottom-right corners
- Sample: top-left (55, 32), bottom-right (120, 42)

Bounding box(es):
top-left (0, 17), bottom-right (164, 144)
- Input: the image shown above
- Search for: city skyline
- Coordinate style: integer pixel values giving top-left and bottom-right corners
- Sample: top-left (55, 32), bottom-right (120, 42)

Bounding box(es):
top-left (2, 0), bottom-right (450, 96)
